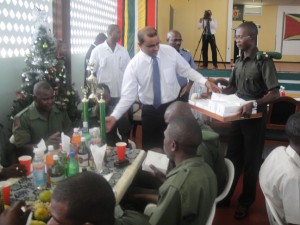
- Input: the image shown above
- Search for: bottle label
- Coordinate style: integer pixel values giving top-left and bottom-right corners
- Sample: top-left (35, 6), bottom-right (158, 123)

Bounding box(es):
top-left (78, 154), bottom-right (89, 167)
top-left (33, 165), bottom-right (46, 186)
top-left (50, 175), bottom-right (65, 189)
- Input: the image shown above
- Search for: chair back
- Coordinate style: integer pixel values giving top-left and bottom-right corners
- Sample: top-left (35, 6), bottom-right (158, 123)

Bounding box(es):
top-left (205, 158), bottom-right (235, 225)
top-left (205, 202), bottom-right (216, 225)
top-left (267, 96), bottom-right (300, 130)
top-left (265, 196), bottom-right (284, 225)
top-left (216, 158), bottom-right (235, 202)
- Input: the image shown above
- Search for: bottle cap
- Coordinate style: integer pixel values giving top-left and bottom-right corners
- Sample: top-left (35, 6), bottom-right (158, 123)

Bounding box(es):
top-left (48, 145), bottom-right (54, 151)
top-left (81, 137), bottom-right (86, 142)
top-left (53, 155), bottom-right (59, 160)
top-left (69, 151), bottom-right (75, 157)
top-left (73, 128), bottom-right (79, 133)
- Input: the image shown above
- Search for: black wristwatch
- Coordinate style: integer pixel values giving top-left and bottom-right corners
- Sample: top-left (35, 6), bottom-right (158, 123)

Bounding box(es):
top-left (252, 101), bottom-right (258, 109)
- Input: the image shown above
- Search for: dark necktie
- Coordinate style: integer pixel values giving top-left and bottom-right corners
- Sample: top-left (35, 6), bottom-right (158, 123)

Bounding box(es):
top-left (152, 57), bottom-right (161, 108)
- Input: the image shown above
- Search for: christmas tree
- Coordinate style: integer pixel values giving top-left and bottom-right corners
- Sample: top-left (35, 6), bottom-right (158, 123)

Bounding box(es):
top-left (9, 9), bottom-right (81, 123)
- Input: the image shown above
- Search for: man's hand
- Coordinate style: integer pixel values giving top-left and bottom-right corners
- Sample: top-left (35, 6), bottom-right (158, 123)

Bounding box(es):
top-left (179, 84), bottom-right (192, 97)
top-left (205, 80), bottom-right (221, 93)
top-left (241, 102), bottom-right (253, 118)
top-left (150, 164), bottom-right (166, 184)
top-left (105, 116), bottom-right (117, 132)
top-left (0, 201), bottom-right (31, 225)
top-left (46, 132), bottom-right (61, 148)
top-left (1, 164), bottom-right (26, 179)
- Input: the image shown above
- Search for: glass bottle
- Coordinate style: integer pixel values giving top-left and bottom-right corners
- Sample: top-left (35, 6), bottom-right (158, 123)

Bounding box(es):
top-left (45, 145), bottom-right (54, 187)
top-left (32, 148), bottom-right (46, 190)
top-left (50, 155), bottom-right (65, 190)
top-left (82, 121), bottom-right (91, 146)
top-left (78, 137), bottom-right (89, 167)
top-left (67, 151), bottom-right (79, 177)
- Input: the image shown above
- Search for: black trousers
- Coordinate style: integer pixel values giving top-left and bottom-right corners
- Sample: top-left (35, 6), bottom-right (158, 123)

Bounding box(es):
top-left (141, 102), bottom-right (174, 150)
top-left (202, 34), bottom-right (218, 67)
top-left (224, 107), bottom-right (267, 207)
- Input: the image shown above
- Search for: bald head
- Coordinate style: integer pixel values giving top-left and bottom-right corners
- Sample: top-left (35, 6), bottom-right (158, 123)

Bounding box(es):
top-left (166, 30), bottom-right (182, 51)
top-left (164, 101), bottom-right (195, 123)
top-left (166, 117), bottom-right (202, 155)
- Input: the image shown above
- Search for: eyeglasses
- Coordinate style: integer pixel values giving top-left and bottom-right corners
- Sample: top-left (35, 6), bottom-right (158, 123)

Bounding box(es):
top-left (234, 35), bottom-right (251, 41)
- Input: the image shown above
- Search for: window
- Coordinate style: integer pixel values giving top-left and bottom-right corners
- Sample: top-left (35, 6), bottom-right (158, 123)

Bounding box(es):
top-left (0, 0), bottom-right (52, 58)
top-left (70, 0), bottom-right (117, 54)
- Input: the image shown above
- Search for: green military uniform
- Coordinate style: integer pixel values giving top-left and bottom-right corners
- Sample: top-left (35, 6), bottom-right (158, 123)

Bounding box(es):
top-left (13, 102), bottom-right (71, 147)
top-left (198, 122), bottom-right (228, 195)
top-left (149, 156), bottom-right (217, 225)
top-left (224, 47), bottom-right (279, 207)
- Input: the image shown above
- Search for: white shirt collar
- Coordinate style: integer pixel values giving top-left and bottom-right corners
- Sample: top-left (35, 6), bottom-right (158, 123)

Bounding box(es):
top-left (286, 145), bottom-right (300, 168)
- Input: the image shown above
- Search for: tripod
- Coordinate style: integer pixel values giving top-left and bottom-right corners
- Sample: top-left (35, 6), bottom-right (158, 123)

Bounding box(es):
top-left (193, 26), bottom-right (226, 69)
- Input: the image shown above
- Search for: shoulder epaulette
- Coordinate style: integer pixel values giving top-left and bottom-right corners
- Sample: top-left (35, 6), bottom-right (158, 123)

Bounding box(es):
top-left (14, 107), bottom-right (29, 118)
top-left (181, 48), bottom-right (189, 52)
top-left (256, 51), bottom-right (282, 60)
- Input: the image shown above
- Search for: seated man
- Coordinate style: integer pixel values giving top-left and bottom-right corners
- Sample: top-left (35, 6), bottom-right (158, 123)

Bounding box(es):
top-left (259, 112), bottom-right (300, 225)
top-left (89, 83), bottom-right (131, 147)
top-left (13, 81), bottom-right (71, 156)
top-left (0, 172), bottom-right (149, 225)
top-left (164, 101), bottom-right (227, 195)
top-left (121, 117), bottom-right (217, 225)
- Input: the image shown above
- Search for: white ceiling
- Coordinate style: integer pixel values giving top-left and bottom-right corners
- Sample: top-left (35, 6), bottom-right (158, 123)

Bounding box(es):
top-left (233, 0), bottom-right (300, 5)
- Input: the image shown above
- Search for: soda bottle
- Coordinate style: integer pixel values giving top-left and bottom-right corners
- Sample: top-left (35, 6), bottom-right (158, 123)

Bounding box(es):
top-left (32, 148), bottom-right (46, 190)
top-left (45, 145), bottom-right (54, 187)
top-left (50, 155), bottom-right (65, 190)
top-left (71, 128), bottom-right (81, 153)
top-left (67, 151), bottom-right (79, 177)
top-left (78, 137), bottom-right (89, 167)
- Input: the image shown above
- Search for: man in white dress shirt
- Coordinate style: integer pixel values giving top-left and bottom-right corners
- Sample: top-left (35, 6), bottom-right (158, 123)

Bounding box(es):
top-left (106, 26), bottom-right (220, 150)
top-left (89, 24), bottom-right (131, 106)
top-left (259, 112), bottom-right (300, 225)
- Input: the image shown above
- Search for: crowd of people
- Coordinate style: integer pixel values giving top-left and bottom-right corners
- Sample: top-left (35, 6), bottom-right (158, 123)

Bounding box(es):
top-left (0, 19), bottom-right (299, 225)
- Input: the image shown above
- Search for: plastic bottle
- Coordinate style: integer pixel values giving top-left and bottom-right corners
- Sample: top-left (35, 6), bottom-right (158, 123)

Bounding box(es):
top-left (59, 143), bottom-right (68, 176)
top-left (50, 155), bottom-right (65, 190)
top-left (78, 137), bottom-right (89, 167)
top-left (71, 128), bottom-right (81, 153)
top-left (45, 145), bottom-right (54, 187)
top-left (67, 151), bottom-right (79, 177)
top-left (32, 148), bottom-right (46, 190)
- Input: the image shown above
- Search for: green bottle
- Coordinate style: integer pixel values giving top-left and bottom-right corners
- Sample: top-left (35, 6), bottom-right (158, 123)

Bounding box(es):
top-left (50, 155), bottom-right (65, 189)
top-left (67, 151), bottom-right (79, 177)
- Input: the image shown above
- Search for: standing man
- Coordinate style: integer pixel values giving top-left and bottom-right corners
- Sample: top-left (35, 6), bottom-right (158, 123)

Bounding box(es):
top-left (88, 24), bottom-right (131, 107)
top-left (166, 30), bottom-right (197, 102)
top-left (220, 21), bottom-right (280, 219)
top-left (106, 26), bottom-right (220, 150)
top-left (198, 10), bottom-right (218, 69)
top-left (259, 113), bottom-right (300, 225)
top-left (84, 32), bottom-right (107, 85)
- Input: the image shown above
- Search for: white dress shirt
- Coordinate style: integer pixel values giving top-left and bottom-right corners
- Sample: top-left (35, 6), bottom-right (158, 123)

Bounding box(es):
top-left (111, 44), bottom-right (207, 119)
top-left (89, 41), bottom-right (131, 98)
top-left (198, 19), bottom-right (217, 35)
top-left (259, 145), bottom-right (300, 224)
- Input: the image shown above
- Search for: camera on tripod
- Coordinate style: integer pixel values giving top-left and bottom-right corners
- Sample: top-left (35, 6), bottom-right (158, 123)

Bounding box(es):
top-left (203, 10), bottom-right (212, 20)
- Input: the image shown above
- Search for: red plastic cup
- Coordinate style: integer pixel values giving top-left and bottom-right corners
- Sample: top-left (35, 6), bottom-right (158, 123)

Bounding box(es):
top-left (18, 155), bottom-right (32, 176)
top-left (116, 142), bottom-right (127, 161)
top-left (2, 182), bottom-right (10, 205)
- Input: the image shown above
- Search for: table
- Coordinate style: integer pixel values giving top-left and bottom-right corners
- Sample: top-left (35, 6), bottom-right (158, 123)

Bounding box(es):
top-left (189, 101), bottom-right (262, 122)
top-left (9, 148), bottom-right (146, 205)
